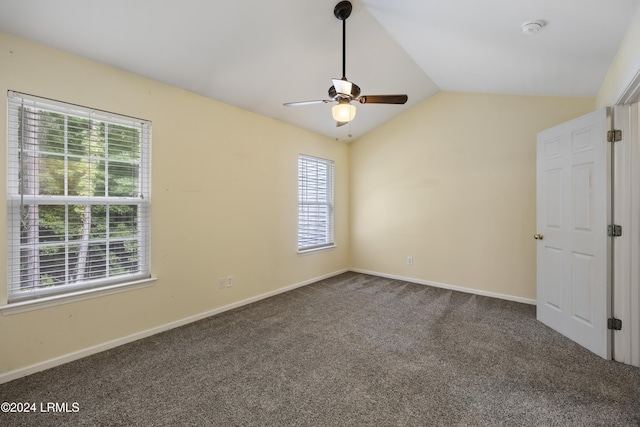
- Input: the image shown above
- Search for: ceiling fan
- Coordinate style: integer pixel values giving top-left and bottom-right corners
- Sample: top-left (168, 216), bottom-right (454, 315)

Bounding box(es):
top-left (283, 0), bottom-right (408, 127)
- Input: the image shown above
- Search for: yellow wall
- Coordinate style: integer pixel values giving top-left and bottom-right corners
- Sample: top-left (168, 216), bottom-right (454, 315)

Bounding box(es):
top-left (349, 92), bottom-right (594, 301)
top-left (0, 32), bottom-right (349, 376)
top-left (597, 5), bottom-right (640, 107)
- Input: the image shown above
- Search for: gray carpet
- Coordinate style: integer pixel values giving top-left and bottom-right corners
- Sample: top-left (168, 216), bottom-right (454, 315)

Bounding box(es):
top-left (1, 272), bottom-right (639, 426)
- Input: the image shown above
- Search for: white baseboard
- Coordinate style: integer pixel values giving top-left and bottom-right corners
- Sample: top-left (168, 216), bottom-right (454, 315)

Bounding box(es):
top-left (0, 268), bottom-right (348, 385)
top-left (349, 269), bottom-right (536, 305)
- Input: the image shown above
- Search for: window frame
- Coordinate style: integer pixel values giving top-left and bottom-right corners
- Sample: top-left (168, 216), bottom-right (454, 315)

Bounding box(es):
top-left (5, 91), bottom-right (152, 305)
top-left (297, 154), bottom-right (335, 253)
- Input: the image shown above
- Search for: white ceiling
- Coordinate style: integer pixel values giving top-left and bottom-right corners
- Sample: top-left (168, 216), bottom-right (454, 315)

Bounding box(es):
top-left (1, 0), bottom-right (638, 141)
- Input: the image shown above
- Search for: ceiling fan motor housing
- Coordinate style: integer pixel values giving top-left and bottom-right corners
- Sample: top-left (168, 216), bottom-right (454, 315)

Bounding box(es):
top-left (329, 82), bottom-right (361, 100)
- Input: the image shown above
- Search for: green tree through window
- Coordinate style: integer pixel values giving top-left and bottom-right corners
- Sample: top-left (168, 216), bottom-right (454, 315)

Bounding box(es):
top-left (7, 93), bottom-right (151, 302)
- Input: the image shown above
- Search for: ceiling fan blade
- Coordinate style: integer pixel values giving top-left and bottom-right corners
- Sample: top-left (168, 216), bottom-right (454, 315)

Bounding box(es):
top-left (336, 121), bottom-right (348, 127)
top-left (358, 95), bottom-right (408, 105)
top-left (283, 100), bottom-right (332, 107)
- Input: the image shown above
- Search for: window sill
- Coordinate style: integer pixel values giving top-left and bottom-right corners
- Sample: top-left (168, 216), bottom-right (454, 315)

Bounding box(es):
top-left (297, 244), bottom-right (337, 255)
top-left (0, 277), bottom-right (157, 316)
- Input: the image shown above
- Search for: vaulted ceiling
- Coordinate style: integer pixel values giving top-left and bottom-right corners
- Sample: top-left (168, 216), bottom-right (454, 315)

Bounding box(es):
top-left (1, 0), bottom-right (638, 141)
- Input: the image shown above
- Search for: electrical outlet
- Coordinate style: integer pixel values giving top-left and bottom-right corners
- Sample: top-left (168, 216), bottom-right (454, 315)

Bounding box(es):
top-left (227, 275), bottom-right (233, 288)
top-left (217, 277), bottom-right (226, 289)
top-left (407, 256), bottom-right (413, 265)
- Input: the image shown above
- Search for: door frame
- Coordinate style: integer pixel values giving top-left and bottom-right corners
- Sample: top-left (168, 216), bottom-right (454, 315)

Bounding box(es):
top-left (612, 71), bottom-right (640, 366)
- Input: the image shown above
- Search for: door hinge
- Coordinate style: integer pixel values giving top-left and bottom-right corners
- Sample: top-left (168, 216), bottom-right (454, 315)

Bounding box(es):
top-left (607, 129), bottom-right (622, 142)
top-left (607, 224), bottom-right (622, 237)
top-left (608, 318), bottom-right (622, 331)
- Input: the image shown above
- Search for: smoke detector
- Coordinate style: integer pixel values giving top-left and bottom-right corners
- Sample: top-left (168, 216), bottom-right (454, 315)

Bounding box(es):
top-left (521, 20), bottom-right (545, 35)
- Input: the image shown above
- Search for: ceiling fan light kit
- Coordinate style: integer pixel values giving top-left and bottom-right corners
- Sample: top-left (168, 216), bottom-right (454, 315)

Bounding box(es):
top-left (284, 1), bottom-right (408, 127)
top-left (332, 102), bottom-right (356, 122)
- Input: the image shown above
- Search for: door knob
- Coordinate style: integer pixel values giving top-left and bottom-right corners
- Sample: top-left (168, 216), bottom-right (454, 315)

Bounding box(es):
top-left (534, 233), bottom-right (544, 240)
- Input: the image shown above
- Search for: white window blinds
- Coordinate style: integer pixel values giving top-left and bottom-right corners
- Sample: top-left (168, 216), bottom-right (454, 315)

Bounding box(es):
top-left (298, 154), bottom-right (334, 251)
top-left (6, 92), bottom-right (151, 302)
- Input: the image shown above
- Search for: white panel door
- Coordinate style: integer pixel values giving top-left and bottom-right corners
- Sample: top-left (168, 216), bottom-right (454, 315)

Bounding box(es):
top-left (536, 108), bottom-right (611, 359)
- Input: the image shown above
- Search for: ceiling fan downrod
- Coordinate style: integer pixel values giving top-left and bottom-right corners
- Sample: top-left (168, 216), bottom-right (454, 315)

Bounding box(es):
top-left (334, 1), bottom-right (352, 79)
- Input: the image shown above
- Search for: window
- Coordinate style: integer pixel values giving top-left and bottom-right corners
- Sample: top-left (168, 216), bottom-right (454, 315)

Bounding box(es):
top-left (6, 92), bottom-right (151, 303)
top-left (298, 154), bottom-right (334, 252)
